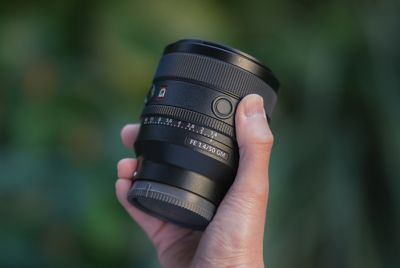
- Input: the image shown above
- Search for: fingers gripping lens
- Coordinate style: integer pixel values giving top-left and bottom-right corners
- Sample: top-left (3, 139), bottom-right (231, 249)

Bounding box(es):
top-left (127, 39), bottom-right (279, 230)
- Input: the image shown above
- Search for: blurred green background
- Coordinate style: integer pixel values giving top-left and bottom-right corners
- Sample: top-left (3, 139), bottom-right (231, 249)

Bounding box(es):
top-left (1, 0), bottom-right (399, 267)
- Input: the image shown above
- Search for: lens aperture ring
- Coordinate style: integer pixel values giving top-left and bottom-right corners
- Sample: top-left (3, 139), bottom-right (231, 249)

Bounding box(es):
top-left (141, 104), bottom-right (235, 138)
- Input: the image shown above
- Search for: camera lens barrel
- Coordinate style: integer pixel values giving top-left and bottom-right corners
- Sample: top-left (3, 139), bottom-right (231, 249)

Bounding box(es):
top-left (127, 39), bottom-right (279, 230)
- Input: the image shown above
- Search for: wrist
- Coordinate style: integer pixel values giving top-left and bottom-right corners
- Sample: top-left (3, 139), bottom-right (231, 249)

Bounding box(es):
top-left (190, 256), bottom-right (264, 268)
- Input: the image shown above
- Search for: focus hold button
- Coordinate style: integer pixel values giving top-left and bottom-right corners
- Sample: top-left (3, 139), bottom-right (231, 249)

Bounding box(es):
top-left (212, 97), bottom-right (234, 119)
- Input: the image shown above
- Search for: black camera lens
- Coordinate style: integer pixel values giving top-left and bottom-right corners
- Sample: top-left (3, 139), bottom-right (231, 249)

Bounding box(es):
top-left (127, 39), bottom-right (279, 230)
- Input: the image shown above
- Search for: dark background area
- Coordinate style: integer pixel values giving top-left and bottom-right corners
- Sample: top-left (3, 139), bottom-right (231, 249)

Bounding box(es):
top-left (1, 0), bottom-right (399, 267)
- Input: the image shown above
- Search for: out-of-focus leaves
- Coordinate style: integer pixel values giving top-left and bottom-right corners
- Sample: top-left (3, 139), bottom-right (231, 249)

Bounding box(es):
top-left (0, 0), bottom-right (399, 267)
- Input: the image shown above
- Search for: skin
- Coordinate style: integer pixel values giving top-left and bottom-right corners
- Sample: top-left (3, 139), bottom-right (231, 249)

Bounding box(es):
top-left (116, 94), bottom-right (274, 268)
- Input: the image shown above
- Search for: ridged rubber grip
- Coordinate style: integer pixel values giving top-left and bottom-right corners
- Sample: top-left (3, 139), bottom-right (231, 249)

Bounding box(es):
top-left (154, 52), bottom-right (278, 117)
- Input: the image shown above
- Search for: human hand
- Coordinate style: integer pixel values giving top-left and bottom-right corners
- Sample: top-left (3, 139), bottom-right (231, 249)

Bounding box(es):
top-left (116, 94), bottom-right (274, 268)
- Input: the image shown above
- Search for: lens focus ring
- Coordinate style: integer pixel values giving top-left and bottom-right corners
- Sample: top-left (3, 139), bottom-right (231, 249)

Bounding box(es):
top-left (154, 53), bottom-right (278, 118)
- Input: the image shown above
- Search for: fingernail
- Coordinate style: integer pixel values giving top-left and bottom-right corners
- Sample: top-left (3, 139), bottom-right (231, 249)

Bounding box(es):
top-left (243, 94), bottom-right (266, 118)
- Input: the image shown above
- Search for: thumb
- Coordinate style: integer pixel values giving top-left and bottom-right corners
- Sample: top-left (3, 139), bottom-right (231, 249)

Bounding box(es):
top-left (218, 94), bottom-right (273, 225)
top-left (200, 94), bottom-right (273, 266)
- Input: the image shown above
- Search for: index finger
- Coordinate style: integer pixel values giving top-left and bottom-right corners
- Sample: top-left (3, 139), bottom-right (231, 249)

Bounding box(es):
top-left (121, 124), bottom-right (140, 150)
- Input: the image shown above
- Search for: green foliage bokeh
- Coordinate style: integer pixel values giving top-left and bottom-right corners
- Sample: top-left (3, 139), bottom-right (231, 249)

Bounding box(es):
top-left (1, 0), bottom-right (399, 267)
